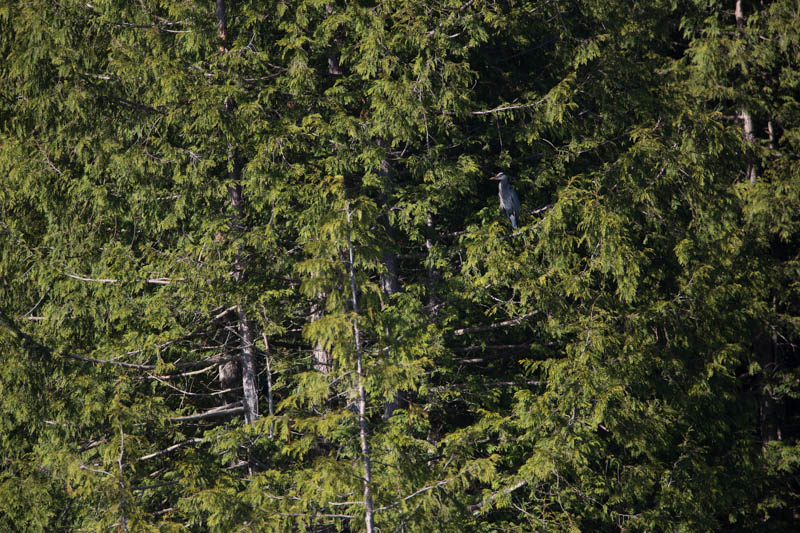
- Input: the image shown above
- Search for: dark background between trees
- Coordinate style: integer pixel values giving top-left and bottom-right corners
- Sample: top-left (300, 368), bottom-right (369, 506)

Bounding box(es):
top-left (1, 0), bottom-right (799, 531)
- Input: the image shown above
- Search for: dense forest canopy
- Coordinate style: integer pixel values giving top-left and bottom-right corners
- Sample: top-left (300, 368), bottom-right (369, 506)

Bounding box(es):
top-left (1, 0), bottom-right (799, 531)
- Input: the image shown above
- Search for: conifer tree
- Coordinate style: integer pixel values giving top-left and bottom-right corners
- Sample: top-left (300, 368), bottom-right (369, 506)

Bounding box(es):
top-left (1, 1), bottom-right (799, 531)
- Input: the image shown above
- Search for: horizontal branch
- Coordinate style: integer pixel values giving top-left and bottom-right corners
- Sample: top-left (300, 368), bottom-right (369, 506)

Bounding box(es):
top-left (67, 352), bottom-right (156, 370)
top-left (79, 463), bottom-right (112, 476)
top-left (451, 343), bottom-right (533, 353)
top-left (375, 478), bottom-right (454, 512)
top-left (174, 355), bottom-right (239, 369)
top-left (471, 98), bottom-right (547, 116)
top-left (486, 380), bottom-right (546, 387)
top-left (440, 229), bottom-right (467, 240)
top-left (146, 277), bottom-right (184, 285)
top-left (64, 351), bottom-right (233, 373)
top-left (274, 512), bottom-right (356, 519)
top-left (64, 273), bottom-right (117, 283)
top-left (1, 312), bottom-right (162, 370)
top-left (327, 500), bottom-right (365, 507)
top-left (138, 364), bottom-right (219, 380)
top-left (454, 346), bottom-right (555, 363)
top-left (529, 204), bottom-right (552, 216)
top-left (169, 402), bottom-right (244, 422)
top-left (113, 22), bottom-right (194, 34)
top-left (138, 439), bottom-right (204, 461)
top-left (65, 272), bottom-right (185, 284)
top-left (456, 355), bottom-right (519, 364)
top-left (470, 480), bottom-right (527, 514)
top-left (452, 311), bottom-right (539, 336)
top-left (2, 312), bottom-right (241, 376)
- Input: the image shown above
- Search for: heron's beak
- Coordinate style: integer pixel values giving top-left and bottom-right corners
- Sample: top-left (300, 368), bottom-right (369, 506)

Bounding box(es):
top-left (488, 174), bottom-right (499, 181)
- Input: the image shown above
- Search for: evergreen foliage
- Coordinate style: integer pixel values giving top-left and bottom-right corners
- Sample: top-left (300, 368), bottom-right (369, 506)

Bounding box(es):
top-left (1, 0), bottom-right (799, 531)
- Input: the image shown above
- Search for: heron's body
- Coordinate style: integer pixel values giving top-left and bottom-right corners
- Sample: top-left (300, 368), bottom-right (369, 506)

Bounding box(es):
top-left (490, 172), bottom-right (520, 229)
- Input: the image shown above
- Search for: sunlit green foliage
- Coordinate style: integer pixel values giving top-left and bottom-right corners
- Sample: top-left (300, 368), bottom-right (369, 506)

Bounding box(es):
top-left (1, 1), bottom-right (799, 531)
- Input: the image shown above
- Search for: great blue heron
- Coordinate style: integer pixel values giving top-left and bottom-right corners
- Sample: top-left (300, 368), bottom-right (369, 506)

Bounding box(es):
top-left (489, 172), bottom-right (520, 229)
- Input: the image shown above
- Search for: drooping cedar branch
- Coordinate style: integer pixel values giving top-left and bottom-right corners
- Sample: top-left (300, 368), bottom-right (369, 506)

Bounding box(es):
top-left (1, 310), bottom-right (156, 369)
top-left (0, 313), bottom-right (244, 372)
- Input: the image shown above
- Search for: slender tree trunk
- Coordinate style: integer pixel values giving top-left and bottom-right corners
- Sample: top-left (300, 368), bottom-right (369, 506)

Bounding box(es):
top-left (326, 4), bottom-right (343, 76)
top-left (768, 119), bottom-right (777, 149)
top-left (217, 0), bottom-right (258, 426)
top-left (734, 0), bottom-right (780, 445)
top-left (312, 342), bottom-right (333, 373)
top-left (740, 109), bottom-right (758, 183)
top-left (734, 0), bottom-right (744, 26)
top-left (735, 0), bottom-right (758, 183)
top-left (118, 422), bottom-right (128, 532)
top-left (263, 333), bottom-right (274, 437)
top-left (380, 249), bottom-right (400, 296)
top-left (346, 201), bottom-right (375, 533)
top-left (238, 308), bottom-right (259, 424)
top-left (310, 290), bottom-right (333, 373)
top-left (381, 247), bottom-right (405, 420)
top-left (424, 212), bottom-right (442, 315)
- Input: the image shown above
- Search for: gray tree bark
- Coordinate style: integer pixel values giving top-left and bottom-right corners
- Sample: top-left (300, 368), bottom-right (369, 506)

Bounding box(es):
top-left (217, 0), bottom-right (258, 426)
top-left (735, 0), bottom-right (758, 183)
top-left (346, 201), bottom-right (375, 533)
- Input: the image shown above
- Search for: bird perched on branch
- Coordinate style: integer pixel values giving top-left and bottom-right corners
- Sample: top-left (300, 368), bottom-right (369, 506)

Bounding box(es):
top-left (489, 172), bottom-right (521, 229)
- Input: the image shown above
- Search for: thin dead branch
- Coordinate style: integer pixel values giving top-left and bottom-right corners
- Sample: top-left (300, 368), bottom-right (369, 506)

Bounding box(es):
top-left (138, 438), bottom-right (204, 461)
top-left (169, 402), bottom-right (244, 422)
top-left (453, 311), bottom-right (539, 336)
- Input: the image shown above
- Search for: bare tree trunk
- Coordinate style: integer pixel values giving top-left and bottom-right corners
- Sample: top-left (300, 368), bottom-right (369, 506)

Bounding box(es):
top-left (735, 0), bottom-right (758, 183)
top-left (310, 290), bottom-right (333, 373)
top-left (740, 109), bottom-right (758, 183)
top-left (734, 0), bottom-right (780, 446)
top-left (263, 333), bottom-right (275, 437)
top-left (238, 308), bottom-right (259, 425)
top-left (424, 212), bottom-right (442, 314)
top-left (326, 4), bottom-right (343, 76)
top-left (216, 0), bottom-right (227, 42)
top-left (118, 422), bottom-right (128, 532)
top-left (312, 341), bottom-right (333, 373)
top-left (380, 250), bottom-right (400, 296)
top-left (346, 201), bottom-right (375, 533)
top-left (766, 118), bottom-right (783, 154)
top-left (381, 247), bottom-right (405, 420)
top-left (217, 0), bottom-right (258, 426)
